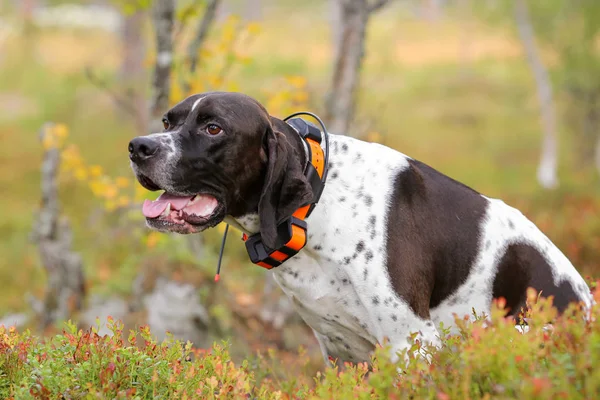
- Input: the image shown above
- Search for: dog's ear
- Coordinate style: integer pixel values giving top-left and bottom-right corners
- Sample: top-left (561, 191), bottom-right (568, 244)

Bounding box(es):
top-left (258, 123), bottom-right (313, 250)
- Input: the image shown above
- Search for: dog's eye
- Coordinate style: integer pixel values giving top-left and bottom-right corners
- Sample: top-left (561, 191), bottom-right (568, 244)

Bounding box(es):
top-left (162, 118), bottom-right (169, 130)
top-left (206, 124), bottom-right (222, 135)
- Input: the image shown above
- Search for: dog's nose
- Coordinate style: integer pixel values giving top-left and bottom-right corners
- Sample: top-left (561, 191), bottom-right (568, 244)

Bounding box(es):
top-left (128, 137), bottom-right (159, 162)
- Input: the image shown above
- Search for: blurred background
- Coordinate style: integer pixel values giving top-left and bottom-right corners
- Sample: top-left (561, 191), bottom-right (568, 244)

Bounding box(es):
top-left (1, 0), bottom-right (599, 372)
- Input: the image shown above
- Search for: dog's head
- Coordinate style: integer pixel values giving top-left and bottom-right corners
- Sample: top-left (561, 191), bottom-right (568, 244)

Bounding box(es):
top-left (129, 92), bottom-right (313, 248)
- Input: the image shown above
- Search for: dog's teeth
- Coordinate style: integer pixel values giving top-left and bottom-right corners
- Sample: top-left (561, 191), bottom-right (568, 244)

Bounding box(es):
top-left (161, 203), bottom-right (171, 217)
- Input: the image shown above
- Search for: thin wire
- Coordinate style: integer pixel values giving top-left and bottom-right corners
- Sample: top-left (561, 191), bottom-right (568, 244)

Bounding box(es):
top-left (283, 111), bottom-right (330, 185)
top-left (214, 223), bottom-right (229, 282)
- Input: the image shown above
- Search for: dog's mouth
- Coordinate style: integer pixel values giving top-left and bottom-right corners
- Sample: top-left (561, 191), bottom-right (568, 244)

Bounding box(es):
top-left (142, 192), bottom-right (224, 234)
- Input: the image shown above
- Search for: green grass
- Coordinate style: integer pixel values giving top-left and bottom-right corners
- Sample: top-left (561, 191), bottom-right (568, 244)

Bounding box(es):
top-left (0, 3), bottom-right (599, 317)
top-left (1, 294), bottom-right (599, 399)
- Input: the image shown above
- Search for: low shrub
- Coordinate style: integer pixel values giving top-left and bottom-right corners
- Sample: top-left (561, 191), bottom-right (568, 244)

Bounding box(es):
top-left (1, 285), bottom-right (598, 399)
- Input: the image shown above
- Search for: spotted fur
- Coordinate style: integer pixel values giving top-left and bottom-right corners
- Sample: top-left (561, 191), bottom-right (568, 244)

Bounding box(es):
top-left (233, 133), bottom-right (593, 365)
top-left (129, 92), bottom-right (593, 367)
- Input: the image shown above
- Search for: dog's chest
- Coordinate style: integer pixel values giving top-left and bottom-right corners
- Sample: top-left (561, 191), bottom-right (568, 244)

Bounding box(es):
top-left (270, 137), bottom-right (410, 361)
top-left (272, 254), bottom-right (377, 363)
top-left (234, 135), bottom-right (411, 362)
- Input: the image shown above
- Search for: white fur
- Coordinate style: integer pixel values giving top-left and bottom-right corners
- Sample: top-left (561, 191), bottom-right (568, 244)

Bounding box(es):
top-left (232, 133), bottom-right (592, 366)
top-left (191, 96), bottom-right (206, 112)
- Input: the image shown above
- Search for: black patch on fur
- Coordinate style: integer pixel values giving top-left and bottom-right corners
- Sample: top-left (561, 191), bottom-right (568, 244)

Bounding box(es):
top-left (384, 159), bottom-right (487, 319)
top-left (331, 171), bottom-right (338, 179)
top-left (364, 251), bottom-right (373, 263)
top-left (372, 296), bottom-right (380, 305)
top-left (364, 195), bottom-right (373, 207)
top-left (356, 241), bottom-right (365, 253)
top-left (493, 243), bottom-right (582, 316)
top-left (342, 143), bottom-right (348, 152)
top-left (339, 196), bottom-right (346, 202)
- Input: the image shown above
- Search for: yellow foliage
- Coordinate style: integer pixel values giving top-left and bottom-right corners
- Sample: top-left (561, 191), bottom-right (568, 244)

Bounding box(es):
top-left (89, 180), bottom-right (107, 197)
top-left (42, 134), bottom-right (57, 150)
top-left (285, 76), bottom-right (307, 88)
top-left (88, 165), bottom-right (103, 178)
top-left (74, 167), bottom-right (88, 181)
top-left (117, 196), bottom-right (130, 207)
top-left (103, 184), bottom-right (118, 200)
top-left (246, 22), bottom-right (261, 35)
top-left (292, 91), bottom-right (309, 104)
top-left (41, 123), bottom-right (70, 150)
top-left (53, 123), bottom-right (69, 140)
top-left (146, 231), bottom-right (161, 249)
top-left (366, 131), bottom-right (383, 143)
top-left (104, 200), bottom-right (117, 212)
top-left (115, 177), bottom-right (130, 188)
top-left (189, 80), bottom-right (205, 95)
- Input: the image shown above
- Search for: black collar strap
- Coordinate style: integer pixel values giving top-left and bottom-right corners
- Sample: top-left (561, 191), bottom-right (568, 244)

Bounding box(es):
top-left (242, 117), bottom-right (328, 269)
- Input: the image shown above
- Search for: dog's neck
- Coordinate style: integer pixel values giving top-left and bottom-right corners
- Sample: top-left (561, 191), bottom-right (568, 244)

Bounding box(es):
top-left (225, 117), bottom-right (311, 234)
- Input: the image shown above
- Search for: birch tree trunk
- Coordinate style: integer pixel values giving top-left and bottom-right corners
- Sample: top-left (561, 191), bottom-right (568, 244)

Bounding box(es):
top-left (150, 0), bottom-right (175, 131)
top-left (514, 0), bottom-right (559, 189)
top-left (30, 124), bottom-right (86, 330)
top-left (121, 10), bottom-right (148, 136)
top-left (325, 0), bottom-right (390, 135)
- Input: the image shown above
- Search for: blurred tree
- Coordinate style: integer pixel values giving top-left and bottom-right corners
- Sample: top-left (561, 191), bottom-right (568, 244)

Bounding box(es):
top-left (514, 0), bottom-right (558, 189)
top-left (187, 0), bottom-right (221, 79)
top-left (150, 0), bottom-right (175, 130)
top-left (477, 0), bottom-right (600, 183)
top-left (325, 0), bottom-right (392, 135)
top-left (421, 0), bottom-right (443, 22)
top-left (30, 124), bottom-right (86, 331)
top-left (120, 10), bottom-right (149, 136)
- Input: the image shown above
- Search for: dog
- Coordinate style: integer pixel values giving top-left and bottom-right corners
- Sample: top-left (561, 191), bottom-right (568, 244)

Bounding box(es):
top-left (129, 92), bottom-right (593, 365)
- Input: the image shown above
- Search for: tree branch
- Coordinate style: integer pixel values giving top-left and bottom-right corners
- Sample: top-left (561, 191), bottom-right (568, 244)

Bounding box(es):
top-left (187, 0), bottom-right (221, 75)
top-left (368, 0), bottom-right (391, 13)
top-left (84, 67), bottom-right (141, 120)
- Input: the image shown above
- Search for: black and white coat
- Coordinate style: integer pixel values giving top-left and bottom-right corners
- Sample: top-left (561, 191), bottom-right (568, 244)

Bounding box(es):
top-left (129, 92), bottom-right (593, 366)
top-left (231, 133), bottom-right (592, 365)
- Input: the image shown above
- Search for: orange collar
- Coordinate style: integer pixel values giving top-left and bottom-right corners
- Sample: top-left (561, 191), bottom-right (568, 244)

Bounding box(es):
top-left (242, 117), bottom-right (327, 269)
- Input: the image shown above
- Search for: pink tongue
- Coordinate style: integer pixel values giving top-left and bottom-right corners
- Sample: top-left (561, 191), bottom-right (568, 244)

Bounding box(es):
top-left (142, 193), bottom-right (193, 218)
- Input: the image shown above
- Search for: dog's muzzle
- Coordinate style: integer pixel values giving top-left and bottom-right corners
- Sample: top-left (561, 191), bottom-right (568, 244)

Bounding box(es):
top-left (128, 136), bottom-right (160, 163)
